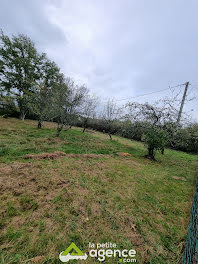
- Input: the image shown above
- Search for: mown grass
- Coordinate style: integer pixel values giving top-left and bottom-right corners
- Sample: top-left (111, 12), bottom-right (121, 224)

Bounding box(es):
top-left (0, 118), bottom-right (130, 163)
top-left (0, 117), bottom-right (197, 263)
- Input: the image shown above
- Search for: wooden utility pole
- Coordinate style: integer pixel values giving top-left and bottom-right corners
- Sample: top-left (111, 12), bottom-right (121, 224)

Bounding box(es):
top-left (176, 81), bottom-right (189, 125)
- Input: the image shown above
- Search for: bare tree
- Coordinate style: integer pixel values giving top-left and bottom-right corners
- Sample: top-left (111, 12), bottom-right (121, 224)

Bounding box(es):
top-left (65, 82), bottom-right (89, 130)
top-left (81, 95), bottom-right (98, 133)
top-left (51, 76), bottom-right (88, 136)
top-left (126, 101), bottom-right (174, 159)
top-left (126, 91), bottom-right (195, 160)
top-left (102, 99), bottom-right (122, 140)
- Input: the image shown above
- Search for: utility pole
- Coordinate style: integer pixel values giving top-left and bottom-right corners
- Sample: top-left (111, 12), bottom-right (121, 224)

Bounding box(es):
top-left (176, 81), bottom-right (189, 125)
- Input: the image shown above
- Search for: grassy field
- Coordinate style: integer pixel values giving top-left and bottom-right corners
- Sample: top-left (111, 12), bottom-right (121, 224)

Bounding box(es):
top-left (0, 117), bottom-right (197, 263)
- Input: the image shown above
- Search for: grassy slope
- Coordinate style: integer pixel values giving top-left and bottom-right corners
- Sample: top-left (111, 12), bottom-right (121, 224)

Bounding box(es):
top-left (0, 117), bottom-right (197, 264)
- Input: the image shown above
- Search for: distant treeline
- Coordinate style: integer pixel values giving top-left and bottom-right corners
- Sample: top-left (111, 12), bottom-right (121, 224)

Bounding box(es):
top-left (1, 103), bottom-right (197, 154)
top-left (74, 118), bottom-right (198, 154)
top-left (1, 30), bottom-right (197, 159)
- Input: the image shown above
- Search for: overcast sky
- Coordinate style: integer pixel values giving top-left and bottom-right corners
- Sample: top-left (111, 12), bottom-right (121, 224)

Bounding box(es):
top-left (0, 0), bottom-right (197, 121)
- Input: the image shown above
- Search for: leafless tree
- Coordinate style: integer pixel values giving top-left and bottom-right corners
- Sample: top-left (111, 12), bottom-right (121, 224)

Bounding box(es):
top-left (81, 95), bottom-right (98, 133)
top-left (102, 99), bottom-right (123, 140)
top-left (51, 76), bottom-right (88, 136)
top-left (125, 99), bottom-right (179, 159)
top-left (65, 82), bottom-right (89, 130)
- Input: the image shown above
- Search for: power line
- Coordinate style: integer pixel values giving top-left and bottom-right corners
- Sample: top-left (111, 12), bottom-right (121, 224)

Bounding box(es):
top-left (99, 82), bottom-right (190, 103)
top-left (115, 83), bottom-right (186, 102)
top-left (189, 84), bottom-right (198, 87)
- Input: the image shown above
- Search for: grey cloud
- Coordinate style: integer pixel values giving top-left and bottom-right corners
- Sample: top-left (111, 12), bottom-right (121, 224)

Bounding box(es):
top-left (0, 0), bottom-right (197, 120)
top-left (0, 0), bottom-right (67, 51)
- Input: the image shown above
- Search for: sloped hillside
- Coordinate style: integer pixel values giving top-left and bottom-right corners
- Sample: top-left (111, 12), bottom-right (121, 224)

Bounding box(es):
top-left (0, 118), bottom-right (197, 263)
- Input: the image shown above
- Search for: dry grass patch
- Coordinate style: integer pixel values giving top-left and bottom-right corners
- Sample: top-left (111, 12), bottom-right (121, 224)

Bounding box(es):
top-left (0, 156), bottom-right (146, 263)
top-left (0, 118), bottom-right (197, 263)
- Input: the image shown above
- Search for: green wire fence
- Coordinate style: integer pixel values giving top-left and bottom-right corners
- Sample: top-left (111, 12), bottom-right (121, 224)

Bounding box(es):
top-left (182, 176), bottom-right (198, 264)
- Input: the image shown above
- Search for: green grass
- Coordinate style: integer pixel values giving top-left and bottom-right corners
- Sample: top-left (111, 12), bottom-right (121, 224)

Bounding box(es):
top-left (0, 117), bottom-right (197, 263)
top-left (0, 118), bottom-right (129, 163)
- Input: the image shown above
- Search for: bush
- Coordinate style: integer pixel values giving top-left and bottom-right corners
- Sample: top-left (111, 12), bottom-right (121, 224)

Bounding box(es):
top-left (0, 98), bottom-right (19, 118)
top-left (174, 124), bottom-right (198, 153)
top-left (74, 117), bottom-right (198, 154)
top-left (142, 127), bottom-right (167, 160)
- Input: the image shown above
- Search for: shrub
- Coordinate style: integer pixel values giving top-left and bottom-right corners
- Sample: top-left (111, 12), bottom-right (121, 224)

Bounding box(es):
top-left (142, 127), bottom-right (167, 160)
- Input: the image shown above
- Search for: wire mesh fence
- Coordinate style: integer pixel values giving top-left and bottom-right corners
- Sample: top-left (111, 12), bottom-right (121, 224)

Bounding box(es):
top-left (182, 176), bottom-right (198, 264)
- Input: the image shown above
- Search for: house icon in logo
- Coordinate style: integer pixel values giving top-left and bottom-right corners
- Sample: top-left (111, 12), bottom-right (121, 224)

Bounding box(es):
top-left (59, 242), bottom-right (88, 262)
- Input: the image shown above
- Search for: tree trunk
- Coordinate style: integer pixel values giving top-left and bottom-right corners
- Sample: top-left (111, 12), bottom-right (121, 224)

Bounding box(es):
top-left (108, 133), bottom-right (112, 140)
top-left (18, 97), bottom-right (26, 121)
top-left (37, 120), bottom-right (42, 129)
top-left (19, 110), bottom-right (26, 121)
top-left (56, 124), bottom-right (63, 137)
top-left (83, 127), bottom-right (86, 133)
top-left (161, 147), bottom-right (164, 155)
top-left (148, 147), bottom-right (155, 160)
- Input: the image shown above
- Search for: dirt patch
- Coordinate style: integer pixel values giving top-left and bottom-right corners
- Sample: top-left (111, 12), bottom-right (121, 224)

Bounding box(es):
top-left (117, 152), bottom-right (131, 157)
top-left (23, 151), bottom-right (66, 160)
top-left (66, 154), bottom-right (108, 159)
top-left (23, 152), bottom-right (110, 160)
top-left (172, 176), bottom-right (187, 181)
